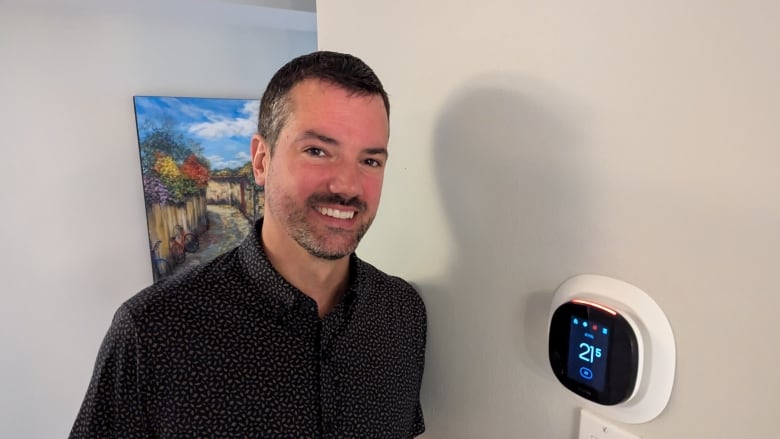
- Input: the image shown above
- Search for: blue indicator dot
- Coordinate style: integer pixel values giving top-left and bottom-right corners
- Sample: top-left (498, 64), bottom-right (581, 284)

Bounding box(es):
top-left (582, 321), bottom-right (588, 328)
top-left (573, 318), bottom-right (579, 325)
top-left (602, 328), bottom-right (608, 335)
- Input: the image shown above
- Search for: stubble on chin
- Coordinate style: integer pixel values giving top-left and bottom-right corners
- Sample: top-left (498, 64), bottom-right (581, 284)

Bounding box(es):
top-left (292, 215), bottom-right (373, 260)
top-left (268, 190), bottom-right (374, 261)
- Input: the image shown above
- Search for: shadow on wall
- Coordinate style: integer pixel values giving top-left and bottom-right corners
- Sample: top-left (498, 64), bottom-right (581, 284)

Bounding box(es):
top-left (417, 76), bottom-right (597, 437)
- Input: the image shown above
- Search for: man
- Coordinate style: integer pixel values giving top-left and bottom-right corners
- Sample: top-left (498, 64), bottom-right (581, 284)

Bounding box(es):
top-left (70, 51), bottom-right (426, 438)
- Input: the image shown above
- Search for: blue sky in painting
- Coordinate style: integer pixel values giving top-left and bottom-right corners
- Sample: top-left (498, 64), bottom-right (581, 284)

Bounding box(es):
top-left (134, 96), bottom-right (259, 170)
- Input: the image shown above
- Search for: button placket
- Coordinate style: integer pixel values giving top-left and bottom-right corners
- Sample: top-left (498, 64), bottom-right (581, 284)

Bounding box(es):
top-left (319, 313), bottom-right (342, 436)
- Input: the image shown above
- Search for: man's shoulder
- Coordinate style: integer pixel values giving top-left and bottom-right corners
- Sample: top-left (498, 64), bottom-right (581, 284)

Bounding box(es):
top-left (121, 248), bottom-right (242, 321)
top-left (356, 257), bottom-right (417, 292)
top-left (355, 257), bottom-right (426, 314)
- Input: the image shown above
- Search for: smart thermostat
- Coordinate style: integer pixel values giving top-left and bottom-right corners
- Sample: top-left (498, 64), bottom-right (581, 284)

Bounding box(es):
top-left (548, 274), bottom-right (675, 424)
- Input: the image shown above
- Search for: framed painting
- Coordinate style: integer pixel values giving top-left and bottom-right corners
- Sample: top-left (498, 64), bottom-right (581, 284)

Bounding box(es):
top-left (134, 96), bottom-right (263, 281)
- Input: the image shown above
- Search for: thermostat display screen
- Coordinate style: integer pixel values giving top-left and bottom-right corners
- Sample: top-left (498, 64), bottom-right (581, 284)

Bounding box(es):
top-left (567, 316), bottom-right (611, 392)
top-left (549, 300), bottom-right (639, 405)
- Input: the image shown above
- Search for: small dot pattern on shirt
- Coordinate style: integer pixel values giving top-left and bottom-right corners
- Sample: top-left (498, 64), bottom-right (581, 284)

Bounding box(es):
top-left (70, 219), bottom-right (426, 438)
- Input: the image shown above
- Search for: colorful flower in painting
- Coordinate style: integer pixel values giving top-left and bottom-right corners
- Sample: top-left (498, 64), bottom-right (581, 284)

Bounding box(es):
top-left (143, 174), bottom-right (172, 205)
top-left (181, 154), bottom-right (210, 188)
top-left (153, 152), bottom-right (182, 181)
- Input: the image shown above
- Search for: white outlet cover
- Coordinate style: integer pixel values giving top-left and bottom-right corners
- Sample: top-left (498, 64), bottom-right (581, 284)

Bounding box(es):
top-left (579, 409), bottom-right (640, 439)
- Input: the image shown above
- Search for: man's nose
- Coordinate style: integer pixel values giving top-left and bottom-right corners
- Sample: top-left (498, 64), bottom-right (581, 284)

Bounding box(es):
top-left (327, 162), bottom-right (362, 199)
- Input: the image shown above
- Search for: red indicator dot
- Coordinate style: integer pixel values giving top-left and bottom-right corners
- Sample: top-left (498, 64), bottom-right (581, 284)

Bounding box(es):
top-left (592, 324), bottom-right (598, 331)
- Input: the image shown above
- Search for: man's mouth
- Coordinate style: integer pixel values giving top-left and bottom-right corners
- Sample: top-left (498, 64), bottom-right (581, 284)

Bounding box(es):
top-left (317, 207), bottom-right (355, 220)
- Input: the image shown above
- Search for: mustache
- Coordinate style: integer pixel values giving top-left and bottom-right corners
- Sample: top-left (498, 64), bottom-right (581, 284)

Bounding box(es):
top-left (308, 193), bottom-right (367, 212)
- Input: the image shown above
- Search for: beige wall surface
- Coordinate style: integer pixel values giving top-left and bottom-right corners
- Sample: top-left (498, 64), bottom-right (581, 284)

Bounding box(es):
top-left (317, 1), bottom-right (780, 437)
top-left (0, 3), bottom-right (315, 437)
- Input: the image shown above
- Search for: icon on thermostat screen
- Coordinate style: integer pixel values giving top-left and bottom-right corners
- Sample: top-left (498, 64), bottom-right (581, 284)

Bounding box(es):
top-left (580, 367), bottom-right (594, 380)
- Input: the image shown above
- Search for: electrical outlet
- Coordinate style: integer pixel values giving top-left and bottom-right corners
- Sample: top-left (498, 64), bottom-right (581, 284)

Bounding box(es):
top-left (578, 409), bottom-right (641, 439)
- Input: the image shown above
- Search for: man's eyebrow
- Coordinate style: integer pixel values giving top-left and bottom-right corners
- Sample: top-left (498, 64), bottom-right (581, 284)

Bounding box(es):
top-left (364, 147), bottom-right (388, 158)
top-left (296, 130), bottom-right (340, 145)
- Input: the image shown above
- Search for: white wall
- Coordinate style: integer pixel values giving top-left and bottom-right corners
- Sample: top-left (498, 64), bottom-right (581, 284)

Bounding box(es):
top-left (0, 2), bottom-right (315, 437)
top-left (318, 1), bottom-right (780, 438)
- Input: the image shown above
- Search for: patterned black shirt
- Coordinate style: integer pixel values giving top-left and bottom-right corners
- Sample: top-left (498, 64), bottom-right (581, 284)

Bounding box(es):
top-left (70, 220), bottom-right (426, 438)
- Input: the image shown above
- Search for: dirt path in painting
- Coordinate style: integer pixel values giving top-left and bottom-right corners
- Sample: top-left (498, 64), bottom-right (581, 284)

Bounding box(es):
top-left (175, 204), bottom-right (253, 273)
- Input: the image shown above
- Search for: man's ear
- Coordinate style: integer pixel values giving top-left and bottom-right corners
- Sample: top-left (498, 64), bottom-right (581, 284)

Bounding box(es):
top-left (250, 133), bottom-right (270, 186)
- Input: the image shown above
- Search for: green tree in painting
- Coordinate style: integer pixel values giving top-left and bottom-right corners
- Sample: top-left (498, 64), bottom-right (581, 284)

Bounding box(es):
top-left (139, 120), bottom-right (206, 173)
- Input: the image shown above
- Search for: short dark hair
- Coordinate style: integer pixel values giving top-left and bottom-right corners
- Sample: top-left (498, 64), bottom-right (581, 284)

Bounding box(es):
top-left (257, 51), bottom-right (390, 153)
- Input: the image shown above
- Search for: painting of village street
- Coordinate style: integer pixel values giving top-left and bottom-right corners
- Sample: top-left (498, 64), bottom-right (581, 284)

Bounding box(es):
top-left (134, 96), bottom-right (263, 281)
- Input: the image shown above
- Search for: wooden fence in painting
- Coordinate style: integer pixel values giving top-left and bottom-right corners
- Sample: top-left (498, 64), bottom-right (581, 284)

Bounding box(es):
top-left (146, 194), bottom-right (208, 261)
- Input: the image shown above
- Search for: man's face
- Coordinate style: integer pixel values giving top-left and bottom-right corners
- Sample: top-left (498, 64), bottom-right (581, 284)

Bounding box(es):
top-left (251, 79), bottom-right (389, 260)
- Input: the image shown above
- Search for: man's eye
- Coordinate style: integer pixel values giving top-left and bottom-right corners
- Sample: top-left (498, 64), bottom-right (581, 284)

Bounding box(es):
top-left (364, 158), bottom-right (383, 168)
top-left (305, 147), bottom-right (325, 157)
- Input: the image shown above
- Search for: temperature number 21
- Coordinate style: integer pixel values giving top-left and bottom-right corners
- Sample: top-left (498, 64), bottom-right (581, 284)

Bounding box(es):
top-left (578, 343), bottom-right (602, 363)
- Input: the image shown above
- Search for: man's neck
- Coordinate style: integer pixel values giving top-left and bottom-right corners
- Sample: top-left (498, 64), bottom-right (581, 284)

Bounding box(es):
top-left (261, 221), bottom-right (350, 318)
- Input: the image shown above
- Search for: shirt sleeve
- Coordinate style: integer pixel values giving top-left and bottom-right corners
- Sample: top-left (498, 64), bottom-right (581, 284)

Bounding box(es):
top-left (411, 401), bottom-right (425, 437)
top-left (70, 305), bottom-right (149, 438)
top-left (410, 288), bottom-right (427, 437)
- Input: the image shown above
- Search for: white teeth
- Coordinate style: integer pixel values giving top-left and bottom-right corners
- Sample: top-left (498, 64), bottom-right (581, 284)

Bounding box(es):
top-left (318, 207), bottom-right (355, 219)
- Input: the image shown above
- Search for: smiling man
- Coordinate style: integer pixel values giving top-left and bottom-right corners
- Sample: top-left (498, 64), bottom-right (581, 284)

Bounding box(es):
top-left (254, 75), bottom-right (390, 316)
top-left (70, 52), bottom-right (427, 438)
